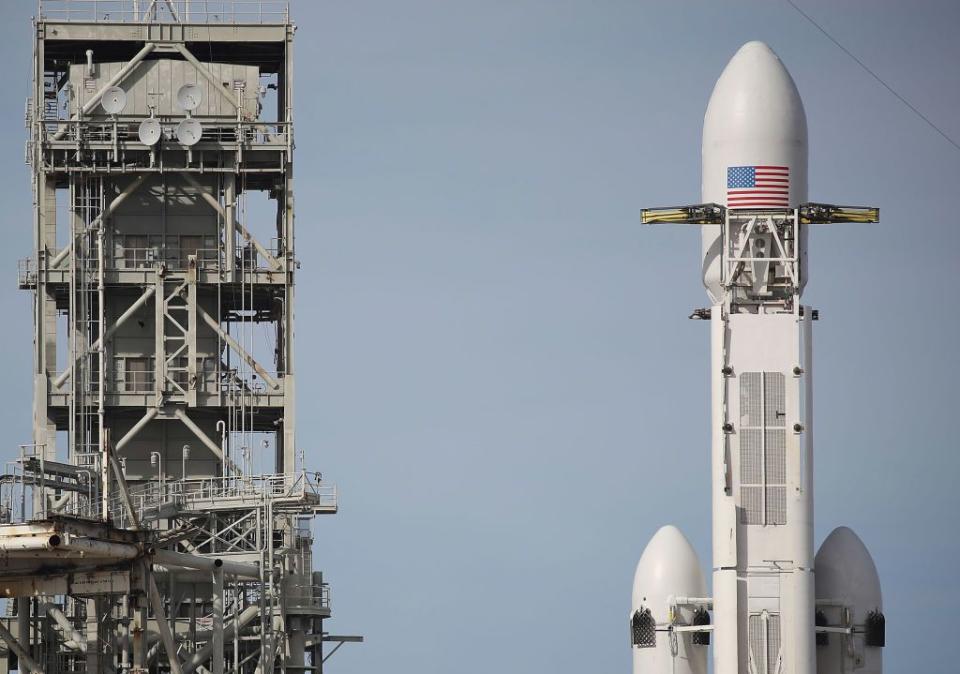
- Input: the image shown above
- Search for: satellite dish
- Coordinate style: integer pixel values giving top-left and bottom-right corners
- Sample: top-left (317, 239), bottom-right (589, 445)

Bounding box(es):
top-left (101, 86), bottom-right (127, 115)
top-left (176, 83), bottom-right (203, 112)
top-left (176, 118), bottom-right (203, 146)
top-left (138, 117), bottom-right (161, 146)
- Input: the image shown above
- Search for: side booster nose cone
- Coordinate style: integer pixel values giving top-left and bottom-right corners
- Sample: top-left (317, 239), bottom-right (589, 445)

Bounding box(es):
top-left (631, 525), bottom-right (707, 674)
top-left (815, 527), bottom-right (884, 674)
top-left (701, 41), bottom-right (809, 303)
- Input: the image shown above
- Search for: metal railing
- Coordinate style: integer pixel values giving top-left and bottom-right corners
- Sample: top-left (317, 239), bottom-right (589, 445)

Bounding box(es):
top-left (17, 257), bottom-right (37, 287)
top-left (113, 471), bottom-right (336, 526)
top-left (39, 1), bottom-right (291, 24)
top-left (40, 119), bottom-right (290, 145)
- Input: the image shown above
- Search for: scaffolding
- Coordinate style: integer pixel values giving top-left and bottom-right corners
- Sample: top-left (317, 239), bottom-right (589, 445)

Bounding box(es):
top-left (2, 1), bottom-right (360, 671)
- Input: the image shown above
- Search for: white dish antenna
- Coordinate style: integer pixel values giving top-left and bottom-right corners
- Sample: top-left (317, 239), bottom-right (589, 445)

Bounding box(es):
top-left (138, 117), bottom-right (162, 146)
top-left (176, 118), bottom-right (203, 146)
top-left (101, 87), bottom-right (127, 115)
top-left (176, 83), bottom-right (203, 112)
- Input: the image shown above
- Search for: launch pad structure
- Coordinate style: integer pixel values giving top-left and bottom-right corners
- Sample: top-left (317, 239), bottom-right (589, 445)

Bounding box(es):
top-left (2, 1), bottom-right (360, 672)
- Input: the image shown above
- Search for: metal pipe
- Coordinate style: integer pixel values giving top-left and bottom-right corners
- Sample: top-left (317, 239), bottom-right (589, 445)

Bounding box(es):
top-left (181, 605), bottom-right (260, 674)
top-left (151, 548), bottom-right (261, 579)
top-left (86, 50), bottom-right (94, 78)
top-left (41, 602), bottom-right (87, 653)
top-left (211, 566), bottom-right (224, 674)
top-left (0, 533), bottom-right (139, 559)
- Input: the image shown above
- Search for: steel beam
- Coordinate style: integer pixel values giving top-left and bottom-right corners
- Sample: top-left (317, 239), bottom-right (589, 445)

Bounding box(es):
top-left (115, 408), bottom-right (160, 451)
top-left (52, 43), bottom-right (156, 140)
top-left (181, 174), bottom-right (282, 271)
top-left (196, 307), bottom-right (279, 390)
top-left (172, 409), bottom-right (225, 460)
top-left (0, 618), bottom-right (43, 674)
top-left (147, 568), bottom-right (184, 674)
top-left (53, 285), bottom-right (155, 388)
top-left (174, 45), bottom-right (240, 109)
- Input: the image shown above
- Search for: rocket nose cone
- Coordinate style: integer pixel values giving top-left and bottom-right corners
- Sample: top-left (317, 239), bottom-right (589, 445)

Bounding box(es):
top-left (632, 525), bottom-right (705, 597)
top-left (703, 40), bottom-right (807, 150)
top-left (816, 526), bottom-right (882, 606)
top-left (701, 40), bottom-right (808, 206)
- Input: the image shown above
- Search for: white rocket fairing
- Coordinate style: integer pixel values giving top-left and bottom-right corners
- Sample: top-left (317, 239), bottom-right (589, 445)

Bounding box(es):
top-left (632, 42), bottom-right (885, 674)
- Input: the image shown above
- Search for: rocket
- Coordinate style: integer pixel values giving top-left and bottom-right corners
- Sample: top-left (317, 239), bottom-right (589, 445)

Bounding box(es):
top-left (633, 42), bottom-right (885, 674)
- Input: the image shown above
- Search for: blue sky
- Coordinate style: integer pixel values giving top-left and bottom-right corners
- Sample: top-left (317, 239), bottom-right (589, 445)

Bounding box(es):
top-left (0, 1), bottom-right (957, 672)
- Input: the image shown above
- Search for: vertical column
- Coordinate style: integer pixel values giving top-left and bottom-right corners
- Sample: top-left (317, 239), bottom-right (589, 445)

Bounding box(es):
top-left (224, 170), bottom-right (236, 278)
top-left (211, 566), bottom-right (224, 674)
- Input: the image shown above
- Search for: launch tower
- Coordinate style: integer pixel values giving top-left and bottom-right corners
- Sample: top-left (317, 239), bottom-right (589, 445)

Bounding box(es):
top-left (1, 1), bottom-right (359, 672)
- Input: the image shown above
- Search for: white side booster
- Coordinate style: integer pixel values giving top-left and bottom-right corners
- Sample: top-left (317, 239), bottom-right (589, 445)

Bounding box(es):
top-left (633, 42), bottom-right (884, 674)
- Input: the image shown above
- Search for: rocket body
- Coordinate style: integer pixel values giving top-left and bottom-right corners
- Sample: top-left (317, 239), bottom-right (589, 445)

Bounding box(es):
top-left (703, 42), bottom-right (815, 674)
top-left (633, 41), bottom-right (883, 674)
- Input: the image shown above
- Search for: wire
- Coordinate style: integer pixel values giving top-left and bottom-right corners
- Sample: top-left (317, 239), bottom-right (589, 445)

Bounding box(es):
top-left (784, 0), bottom-right (960, 153)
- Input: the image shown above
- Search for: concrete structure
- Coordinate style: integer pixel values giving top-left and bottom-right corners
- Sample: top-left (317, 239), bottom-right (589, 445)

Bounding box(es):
top-left (635, 42), bottom-right (885, 674)
top-left (1, 1), bottom-right (360, 672)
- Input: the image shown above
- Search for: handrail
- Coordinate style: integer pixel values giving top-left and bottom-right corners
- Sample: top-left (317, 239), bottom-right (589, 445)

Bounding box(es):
top-left (38, 1), bottom-right (291, 25)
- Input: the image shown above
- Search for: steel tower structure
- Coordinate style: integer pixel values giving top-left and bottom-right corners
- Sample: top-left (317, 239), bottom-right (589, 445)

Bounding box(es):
top-left (0, 2), bottom-right (359, 672)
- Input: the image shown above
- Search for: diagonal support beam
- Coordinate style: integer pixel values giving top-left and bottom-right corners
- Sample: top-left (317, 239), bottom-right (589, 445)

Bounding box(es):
top-left (174, 408), bottom-right (225, 460)
top-left (51, 176), bottom-right (148, 269)
top-left (0, 617), bottom-right (44, 674)
top-left (181, 174), bottom-right (282, 271)
top-left (52, 44), bottom-right (156, 140)
top-left (109, 451), bottom-right (141, 530)
top-left (196, 306), bottom-right (279, 390)
top-left (54, 285), bottom-right (155, 388)
top-left (173, 44), bottom-right (240, 109)
top-left (116, 408), bottom-right (159, 451)
top-left (147, 567), bottom-right (184, 674)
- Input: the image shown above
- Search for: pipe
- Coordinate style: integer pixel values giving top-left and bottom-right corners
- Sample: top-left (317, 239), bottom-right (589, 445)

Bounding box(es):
top-left (0, 618), bottom-right (43, 674)
top-left (181, 606), bottom-right (260, 674)
top-left (151, 548), bottom-right (261, 580)
top-left (0, 534), bottom-right (139, 559)
top-left (41, 602), bottom-right (87, 653)
top-left (211, 566), bottom-right (224, 674)
top-left (86, 49), bottom-right (94, 78)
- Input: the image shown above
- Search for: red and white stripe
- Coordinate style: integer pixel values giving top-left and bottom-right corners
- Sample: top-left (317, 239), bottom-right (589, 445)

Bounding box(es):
top-left (727, 166), bottom-right (790, 208)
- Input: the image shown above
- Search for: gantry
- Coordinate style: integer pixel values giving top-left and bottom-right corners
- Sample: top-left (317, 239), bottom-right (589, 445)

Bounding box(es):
top-left (0, 2), bottom-right (359, 672)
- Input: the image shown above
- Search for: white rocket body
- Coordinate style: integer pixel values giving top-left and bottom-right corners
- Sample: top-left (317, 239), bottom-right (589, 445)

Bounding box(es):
top-left (633, 42), bottom-right (883, 674)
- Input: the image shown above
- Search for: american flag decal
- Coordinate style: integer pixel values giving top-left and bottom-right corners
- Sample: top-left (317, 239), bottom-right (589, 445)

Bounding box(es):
top-left (726, 165), bottom-right (790, 208)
